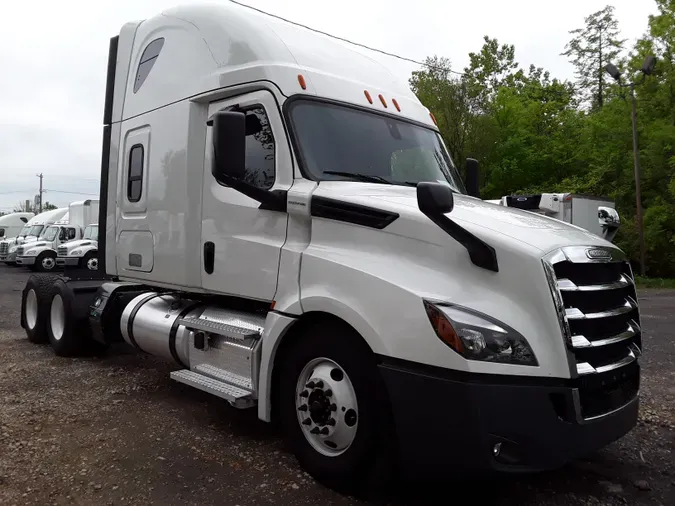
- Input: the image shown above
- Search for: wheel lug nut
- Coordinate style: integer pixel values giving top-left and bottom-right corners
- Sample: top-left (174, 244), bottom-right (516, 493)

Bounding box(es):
top-left (330, 403), bottom-right (337, 412)
top-left (302, 418), bottom-right (312, 425)
top-left (324, 389), bottom-right (333, 397)
top-left (298, 404), bottom-right (308, 412)
top-left (320, 427), bottom-right (329, 435)
top-left (310, 427), bottom-right (320, 434)
top-left (306, 381), bottom-right (316, 389)
top-left (327, 418), bottom-right (336, 426)
top-left (299, 390), bottom-right (309, 398)
top-left (315, 380), bottom-right (324, 389)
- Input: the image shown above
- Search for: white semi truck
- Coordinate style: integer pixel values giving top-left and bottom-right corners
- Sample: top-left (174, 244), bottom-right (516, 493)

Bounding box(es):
top-left (20, 2), bottom-right (642, 494)
top-left (0, 208), bottom-right (68, 265)
top-left (0, 212), bottom-right (34, 240)
top-left (56, 223), bottom-right (99, 271)
top-left (17, 200), bottom-right (99, 272)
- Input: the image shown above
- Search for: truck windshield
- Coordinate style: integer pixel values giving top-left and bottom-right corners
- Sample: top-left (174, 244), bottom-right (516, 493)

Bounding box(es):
top-left (29, 225), bottom-right (44, 237)
top-left (287, 100), bottom-right (465, 192)
top-left (83, 225), bottom-right (98, 240)
top-left (19, 225), bottom-right (31, 237)
top-left (43, 226), bottom-right (59, 241)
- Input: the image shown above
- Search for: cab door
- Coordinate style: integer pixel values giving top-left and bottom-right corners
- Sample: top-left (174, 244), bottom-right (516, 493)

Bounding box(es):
top-left (200, 90), bottom-right (292, 302)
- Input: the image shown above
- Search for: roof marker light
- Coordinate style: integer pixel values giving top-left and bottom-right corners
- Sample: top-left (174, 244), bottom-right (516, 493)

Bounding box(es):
top-left (429, 112), bottom-right (438, 125)
top-left (298, 74), bottom-right (307, 90)
top-left (378, 94), bottom-right (388, 108)
top-left (392, 98), bottom-right (401, 112)
top-left (364, 90), bottom-right (373, 104)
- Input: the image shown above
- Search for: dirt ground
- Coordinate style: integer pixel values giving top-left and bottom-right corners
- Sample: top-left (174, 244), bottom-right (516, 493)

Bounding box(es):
top-left (0, 264), bottom-right (673, 506)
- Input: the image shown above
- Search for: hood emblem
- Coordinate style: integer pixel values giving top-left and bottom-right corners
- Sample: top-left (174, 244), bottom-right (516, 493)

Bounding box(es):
top-left (586, 248), bottom-right (612, 260)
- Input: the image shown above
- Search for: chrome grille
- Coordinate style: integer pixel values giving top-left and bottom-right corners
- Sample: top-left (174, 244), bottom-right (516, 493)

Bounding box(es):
top-left (0, 242), bottom-right (7, 255)
top-left (57, 246), bottom-right (68, 257)
top-left (544, 246), bottom-right (641, 419)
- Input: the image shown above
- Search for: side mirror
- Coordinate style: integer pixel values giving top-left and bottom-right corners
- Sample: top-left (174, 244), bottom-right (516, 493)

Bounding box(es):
top-left (417, 182), bottom-right (454, 215)
top-left (598, 206), bottom-right (620, 242)
top-left (465, 158), bottom-right (480, 198)
top-left (209, 110), bottom-right (246, 183)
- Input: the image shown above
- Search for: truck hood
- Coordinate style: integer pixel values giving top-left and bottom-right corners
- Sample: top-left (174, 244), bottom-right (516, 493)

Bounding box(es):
top-left (61, 240), bottom-right (96, 251)
top-left (22, 241), bottom-right (53, 251)
top-left (314, 182), bottom-right (611, 254)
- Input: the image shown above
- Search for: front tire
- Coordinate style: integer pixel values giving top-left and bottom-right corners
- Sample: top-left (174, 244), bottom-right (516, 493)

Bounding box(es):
top-left (278, 321), bottom-right (396, 496)
top-left (82, 251), bottom-right (98, 271)
top-left (35, 251), bottom-right (57, 272)
top-left (21, 274), bottom-right (55, 344)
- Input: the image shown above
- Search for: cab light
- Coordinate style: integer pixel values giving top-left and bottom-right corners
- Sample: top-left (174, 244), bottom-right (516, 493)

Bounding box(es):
top-left (378, 94), bottom-right (388, 108)
top-left (298, 74), bottom-right (307, 90)
top-left (364, 90), bottom-right (373, 104)
top-left (392, 98), bottom-right (401, 112)
top-left (429, 112), bottom-right (438, 125)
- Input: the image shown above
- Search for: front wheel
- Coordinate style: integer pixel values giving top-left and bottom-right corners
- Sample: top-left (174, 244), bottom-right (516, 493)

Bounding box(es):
top-left (82, 251), bottom-right (98, 271)
top-left (278, 321), bottom-right (396, 496)
top-left (35, 251), bottom-right (57, 272)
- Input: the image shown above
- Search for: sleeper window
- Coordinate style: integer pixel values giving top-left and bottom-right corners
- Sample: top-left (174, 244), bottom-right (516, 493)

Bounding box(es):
top-left (127, 144), bottom-right (144, 202)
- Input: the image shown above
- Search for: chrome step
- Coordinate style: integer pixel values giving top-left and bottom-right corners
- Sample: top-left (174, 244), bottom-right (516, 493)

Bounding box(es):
top-left (178, 307), bottom-right (266, 341)
top-left (194, 364), bottom-right (253, 391)
top-left (170, 369), bottom-right (254, 408)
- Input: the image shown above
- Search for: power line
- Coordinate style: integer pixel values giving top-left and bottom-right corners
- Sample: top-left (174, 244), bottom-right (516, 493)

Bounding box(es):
top-left (229, 0), bottom-right (466, 77)
top-left (0, 190), bottom-right (34, 195)
top-left (43, 189), bottom-right (99, 196)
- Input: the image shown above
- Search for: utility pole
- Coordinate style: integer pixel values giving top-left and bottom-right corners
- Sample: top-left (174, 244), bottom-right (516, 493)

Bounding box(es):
top-left (630, 84), bottom-right (646, 277)
top-left (36, 173), bottom-right (43, 213)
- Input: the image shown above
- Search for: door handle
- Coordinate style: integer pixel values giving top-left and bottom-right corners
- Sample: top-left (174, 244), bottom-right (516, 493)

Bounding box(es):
top-left (203, 242), bottom-right (215, 274)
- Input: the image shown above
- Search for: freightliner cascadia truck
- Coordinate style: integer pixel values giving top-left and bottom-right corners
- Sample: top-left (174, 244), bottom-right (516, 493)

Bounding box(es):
top-left (20, 1), bottom-right (643, 494)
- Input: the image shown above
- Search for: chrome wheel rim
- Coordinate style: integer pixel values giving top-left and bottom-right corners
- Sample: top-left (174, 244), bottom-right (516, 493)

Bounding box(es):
top-left (42, 256), bottom-right (55, 270)
top-left (295, 357), bottom-right (358, 457)
top-left (50, 294), bottom-right (65, 341)
top-left (86, 257), bottom-right (98, 270)
top-left (25, 289), bottom-right (38, 330)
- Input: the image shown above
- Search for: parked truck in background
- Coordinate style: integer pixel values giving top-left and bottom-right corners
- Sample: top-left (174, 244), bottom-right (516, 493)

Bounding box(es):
top-left (0, 212), bottom-right (34, 240)
top-left (56, 223), bottom-right (99, 271)
top-left (19, 2), bottom-right (642, 495)
top-left (487, 193), bottom-right (621, 242)
top-left (1, 208), bottom-right (68, 265)
top-left (16, 200), bottom-right (99, 272)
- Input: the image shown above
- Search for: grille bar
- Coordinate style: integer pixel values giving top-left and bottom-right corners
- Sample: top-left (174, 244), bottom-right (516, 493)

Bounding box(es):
top-left (571, 321), bottom-right (639, 349)
top-left (565, 297), bottom-right (637, 320)
top-left (558, 274), bottom-right (633, 292)
top-left (576, 344), bottom-right (641, 376)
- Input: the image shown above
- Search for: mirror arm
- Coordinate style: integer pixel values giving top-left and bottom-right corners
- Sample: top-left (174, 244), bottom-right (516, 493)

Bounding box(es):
top-left (216, 172), bottom-right (287, 212)
top-left (421, 209), bottom-right (499, 272)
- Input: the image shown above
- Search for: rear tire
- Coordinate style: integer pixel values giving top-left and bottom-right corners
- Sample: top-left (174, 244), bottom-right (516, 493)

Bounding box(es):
top-left (47, 279), bottom-right (91, 356)
top-left (21, 274), bottom-right (55, 344)
top-left (278, 320), bottom-right (396, 497)
top-left (35, 251), bottom-right (57, 273)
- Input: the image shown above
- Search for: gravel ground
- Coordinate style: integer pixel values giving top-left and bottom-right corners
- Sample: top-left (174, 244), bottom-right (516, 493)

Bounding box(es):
top-left (0, 264), bottom-right (673, 505)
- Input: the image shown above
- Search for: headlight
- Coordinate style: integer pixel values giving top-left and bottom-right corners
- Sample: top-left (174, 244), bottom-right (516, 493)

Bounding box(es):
top-left (71, 249), bottom-right (82, 256)
top-left (9, 247), bottom-right (17, 254)
top-left (423, 301), bottom-right (538, 366)
top-left (26, 249), bottom-right (39, 256)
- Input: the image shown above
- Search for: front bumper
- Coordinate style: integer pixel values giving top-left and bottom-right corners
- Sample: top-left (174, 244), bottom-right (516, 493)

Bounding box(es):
top-left (16, 256), bottom-right (36, 266)
top-left (56, 257), bottom-right (81, 266)
top-left (1, 252), bottom-right (17, 263)
top-left (378, 358), bottom-right (639, 479)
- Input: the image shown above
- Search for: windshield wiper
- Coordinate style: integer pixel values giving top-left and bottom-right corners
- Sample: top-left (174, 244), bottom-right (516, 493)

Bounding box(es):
top-left (323, 171), bottom-right (392, 185)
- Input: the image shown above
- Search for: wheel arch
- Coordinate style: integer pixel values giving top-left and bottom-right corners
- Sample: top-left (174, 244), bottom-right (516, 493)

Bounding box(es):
top-left (258, 307), bottom-right (382, 424)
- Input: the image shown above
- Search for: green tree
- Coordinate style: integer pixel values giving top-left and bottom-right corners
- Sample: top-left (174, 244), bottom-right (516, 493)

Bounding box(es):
top-left (562, 5), bottom-right (626, 109)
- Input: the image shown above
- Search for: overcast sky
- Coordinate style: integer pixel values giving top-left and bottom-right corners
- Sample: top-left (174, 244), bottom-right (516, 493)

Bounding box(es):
top-left (0, 0), bottom-right (658, 213)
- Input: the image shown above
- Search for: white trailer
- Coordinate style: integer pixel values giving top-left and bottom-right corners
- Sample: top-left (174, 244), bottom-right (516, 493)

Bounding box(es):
top-left (487, 193), bottom-right (621, 242)
top-left (17, 200), bottom-right (99, 272)
top-left (0, 212), bottom-right (34, 240)
top-left (19, 2), bottom-right (642, 495)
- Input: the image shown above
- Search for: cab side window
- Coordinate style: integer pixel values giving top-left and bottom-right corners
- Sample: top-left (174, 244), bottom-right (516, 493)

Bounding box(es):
top-left (243, 107), bottom-right (275, 190)
top-left (67, 228), bottom-right (77, 240)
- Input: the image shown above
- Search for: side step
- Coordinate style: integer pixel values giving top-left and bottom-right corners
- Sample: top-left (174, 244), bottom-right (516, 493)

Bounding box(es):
top-left (178, 307), bottom-right (266, 341)
top-left (170, 369), bottom-right (255, 409)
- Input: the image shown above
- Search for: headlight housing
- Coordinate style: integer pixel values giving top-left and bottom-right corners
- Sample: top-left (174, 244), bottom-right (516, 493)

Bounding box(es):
top-left (424, 301), bottom-right (538, 366)
top-left (71, 249), bottom-right (82, 256)
top-left (9, 246), bottom-right (17, 254)
top-left (26, 249), bottom-right (39, 256)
